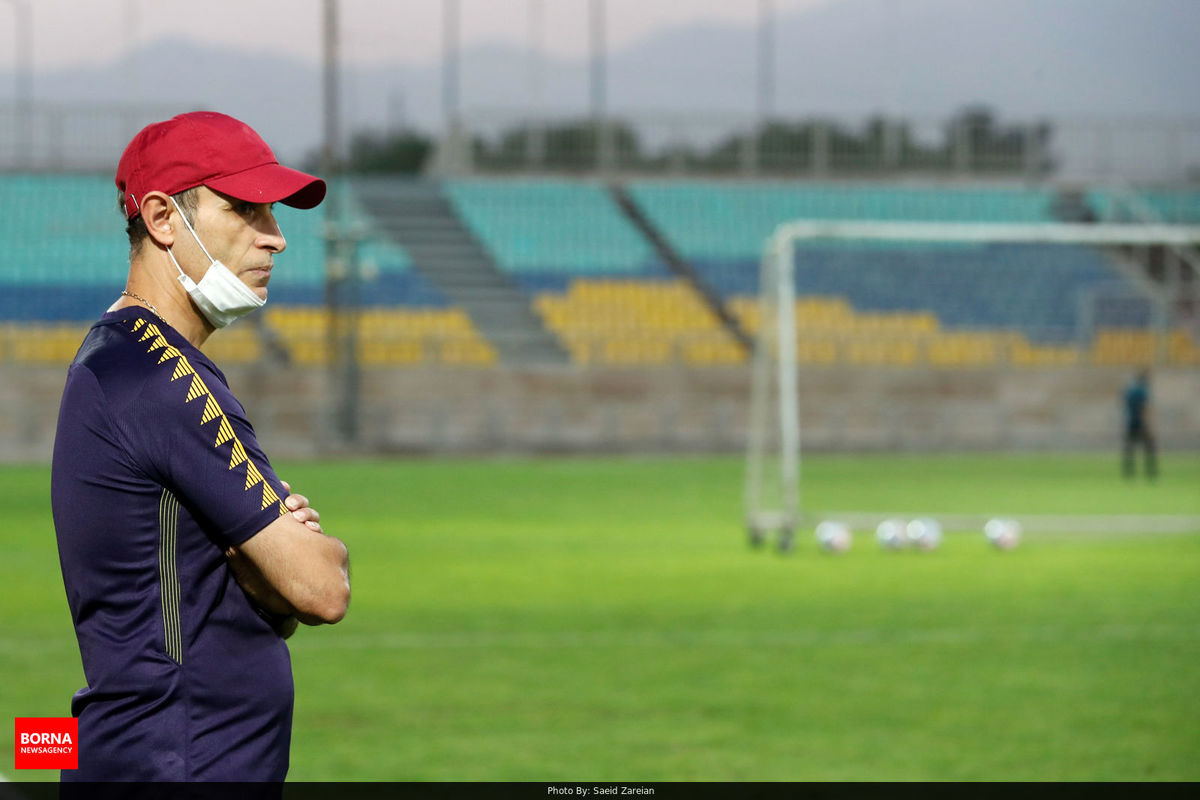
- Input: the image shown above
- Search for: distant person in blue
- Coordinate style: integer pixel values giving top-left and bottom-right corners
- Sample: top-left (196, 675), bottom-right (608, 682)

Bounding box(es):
top-left (51, 112), bottom-right (351, 782)
top-left (1122, 368), bottom-right (1157, 480)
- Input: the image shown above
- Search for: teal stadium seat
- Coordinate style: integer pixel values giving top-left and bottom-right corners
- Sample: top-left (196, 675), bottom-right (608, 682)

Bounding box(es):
top-left (445, 180), bottom-right (659, 279)
top-left (272, 189), bottom-right (414, 288)
top-left (0, 175), bottom-right (440, 320)
top-left (1086, 189), bottom-right (1200, 224)
top-left (627, 181), bottom-right (1058, 262)
top-left (264, 187), bottom-right (430, 307)
top-left (626, 181), bottom-right (1135, 343)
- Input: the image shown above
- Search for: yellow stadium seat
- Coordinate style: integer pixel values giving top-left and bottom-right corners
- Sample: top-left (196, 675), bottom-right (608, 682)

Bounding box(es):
top-left (1168, 328), bottom-right (1200, 365)
top-left (1009, 336), bottom-right (1081, 367)
top-left (844, 337), bottom-right (920, 366)
top-left (533, 278), bottom-right (744, 366)
top-left (7, 325), bottom-right (89, 366)
top-left (203, 325), bottom-right (262, 364)
top-left (261, 305), bottom-right (494, 367)
top-left (926, 332), bottom-right (1006, 367)
top-left (795, 338), bottom-right (839, 365)
top-left (1091, 329), bottom-right (1159, 366)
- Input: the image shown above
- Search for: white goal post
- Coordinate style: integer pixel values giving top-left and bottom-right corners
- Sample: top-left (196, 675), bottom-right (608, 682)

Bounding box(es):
top-left (745, 221), bottom-right (1200, 552)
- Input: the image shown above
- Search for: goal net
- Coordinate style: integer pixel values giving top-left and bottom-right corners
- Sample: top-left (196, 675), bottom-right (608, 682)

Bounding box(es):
top-left (745, 220), bottom-right (1200, 552)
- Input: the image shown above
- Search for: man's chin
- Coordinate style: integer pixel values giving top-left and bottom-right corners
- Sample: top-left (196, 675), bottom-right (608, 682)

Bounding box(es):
top-left (244, 280), bottom-right (269, 302)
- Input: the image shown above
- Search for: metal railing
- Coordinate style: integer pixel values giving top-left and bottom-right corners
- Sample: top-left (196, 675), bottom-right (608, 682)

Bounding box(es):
top-left (440, 110), bottom-right (1200, 182)
top-left (4, 104), bottom-right (1199, 183)
top-left (0, 104), bottom-right (195, 171)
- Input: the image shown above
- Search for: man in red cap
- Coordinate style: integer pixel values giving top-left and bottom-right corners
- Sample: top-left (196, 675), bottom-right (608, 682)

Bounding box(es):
top-left (51, 112), bottom-right (350, 782)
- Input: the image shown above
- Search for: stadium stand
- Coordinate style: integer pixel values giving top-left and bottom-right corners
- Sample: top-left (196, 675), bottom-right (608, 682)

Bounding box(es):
top-left (1087, 188), bottom-right (1200, 224)
top-left (444, 179), bottom-right (744, 365)
top-left (533, 279), bottom-right (744, 365)
top-left (0, 175), bottom-right (495, 366)
top-left (1, 175), bottom-right (1193, 368)
top-left (445, 180), bottom-right (660, 278)
top-left (626, 180), bottom-right (1193, 367)
top-left (0, 175), bottom-right (130, 321)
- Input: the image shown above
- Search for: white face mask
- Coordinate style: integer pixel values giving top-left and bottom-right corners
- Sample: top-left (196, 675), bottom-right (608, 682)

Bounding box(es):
top-left (166, 196), bottom-right (266, 328)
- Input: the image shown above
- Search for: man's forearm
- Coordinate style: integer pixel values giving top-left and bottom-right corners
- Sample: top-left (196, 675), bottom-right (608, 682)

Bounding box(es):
top-left (225, 545), bottom-right (298, 621)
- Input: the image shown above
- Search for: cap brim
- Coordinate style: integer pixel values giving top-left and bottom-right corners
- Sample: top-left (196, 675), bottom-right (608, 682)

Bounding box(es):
top-left (205, 163), bottom-right (327, 209)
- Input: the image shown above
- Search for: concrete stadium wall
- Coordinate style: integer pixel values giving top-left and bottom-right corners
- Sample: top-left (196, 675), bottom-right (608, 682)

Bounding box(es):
top-left (4, 363), bottom-right (1196, 463)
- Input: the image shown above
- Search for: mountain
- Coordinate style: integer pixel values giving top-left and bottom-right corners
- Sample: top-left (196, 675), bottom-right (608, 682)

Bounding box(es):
top-left (6, 0), bottom-right (1198, 165)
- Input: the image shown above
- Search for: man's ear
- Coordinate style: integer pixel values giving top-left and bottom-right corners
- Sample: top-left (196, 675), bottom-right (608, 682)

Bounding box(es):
top-left (140, 192), bottom-right (175, 248)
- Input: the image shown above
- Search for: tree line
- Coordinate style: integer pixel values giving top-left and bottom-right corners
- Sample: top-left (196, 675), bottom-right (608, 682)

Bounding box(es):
top-left (330, 106), bottom-right (1053, 177)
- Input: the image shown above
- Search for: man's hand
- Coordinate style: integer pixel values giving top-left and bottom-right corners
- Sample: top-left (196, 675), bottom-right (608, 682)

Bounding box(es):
top-left (281, 480), bottom-right (322, 533)
top-left (226, 478), bottom-right (350, 627)
top-left (225, 480), bottom-right (325, 638)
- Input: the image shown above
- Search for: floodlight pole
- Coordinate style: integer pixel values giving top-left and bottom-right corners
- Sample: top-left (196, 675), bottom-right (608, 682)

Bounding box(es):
top-left (322, 0), bottom-right (360, 445)
top-left (322, 0), bottom-right (341, 186)
top-left (526, 0), bottom-right (546, 167)
top-left (756, 0), bottom-right (774, 122)
top-left (590, 0), bottom-right (612, 173)
top-left (124, 0), bottom-right (141, 105)
top-left (442, 0), bottom-right (465, 172)
top-left (443, 0), bottom-right (459, 125)
top-left (3, 0), bottom-right (33, 167)
top-left (748, 0), bottom-right (774, 175)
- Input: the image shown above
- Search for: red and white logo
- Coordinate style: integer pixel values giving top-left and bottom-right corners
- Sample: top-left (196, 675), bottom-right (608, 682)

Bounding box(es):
top-left (14, 717), bottom-right (78, 770)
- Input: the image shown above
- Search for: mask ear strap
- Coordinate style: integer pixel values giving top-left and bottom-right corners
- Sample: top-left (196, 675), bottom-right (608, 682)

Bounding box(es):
top-left (170, 195), bottom-right (217, 265)
top-left (166, 245), bottom-right (189, 280)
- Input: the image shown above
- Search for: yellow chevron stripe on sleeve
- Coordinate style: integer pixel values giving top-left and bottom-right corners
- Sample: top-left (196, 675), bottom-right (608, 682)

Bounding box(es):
top-left (157, 346), bottom-right (182, 365)
top-left (228, 440), bottom-right (248, 469)
top-left (261, 482), bottom-right (282, 511)
top-left (171, 359), bottom-right (195, 382)
top-left (185, 373), bottom-right (208, 402)
top-left (244, 461), bottom-right (264, 491)
top-left (214, 416), bottom-right (236, 447)
top-left (200, 395), bottom-right (223, 425)
top-left (133, 317), bottom-right (289, 518)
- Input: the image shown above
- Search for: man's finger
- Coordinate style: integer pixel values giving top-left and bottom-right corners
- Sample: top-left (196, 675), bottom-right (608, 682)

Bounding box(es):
top-left (292, 508), bottom-right (319, 523)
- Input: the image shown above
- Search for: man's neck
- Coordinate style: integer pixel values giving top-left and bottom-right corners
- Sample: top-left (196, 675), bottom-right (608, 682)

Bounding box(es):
top-left (122, 255), bottom-right (215, 349)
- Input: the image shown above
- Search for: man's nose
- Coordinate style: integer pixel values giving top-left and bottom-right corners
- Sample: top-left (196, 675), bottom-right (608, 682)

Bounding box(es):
top-left (259, 211), bottom-right (286, 254)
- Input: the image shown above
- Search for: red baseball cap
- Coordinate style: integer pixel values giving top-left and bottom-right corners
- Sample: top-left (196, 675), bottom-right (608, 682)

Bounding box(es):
top-left (116, 111), bottom-right (326, 219)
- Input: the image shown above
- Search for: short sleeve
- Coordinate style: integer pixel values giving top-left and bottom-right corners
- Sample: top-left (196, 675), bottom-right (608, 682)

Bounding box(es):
top-left (117, 320), bottom-right (288, 548)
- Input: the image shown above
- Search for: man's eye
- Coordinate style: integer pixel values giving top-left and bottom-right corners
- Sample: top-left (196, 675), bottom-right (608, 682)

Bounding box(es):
top-left (236, 202), bottom-right (276, 217)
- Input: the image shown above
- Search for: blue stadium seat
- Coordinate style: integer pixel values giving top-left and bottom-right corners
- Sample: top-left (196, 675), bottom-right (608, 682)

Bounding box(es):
top-left (625, 181), bottom-right (1135, 344)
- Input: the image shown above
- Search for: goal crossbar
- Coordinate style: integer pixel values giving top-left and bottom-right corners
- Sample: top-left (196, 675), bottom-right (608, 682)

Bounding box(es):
top-left (746, 220), bottom-right (1200, 551)
top-left (768, 221), bottom-right (1200, 249)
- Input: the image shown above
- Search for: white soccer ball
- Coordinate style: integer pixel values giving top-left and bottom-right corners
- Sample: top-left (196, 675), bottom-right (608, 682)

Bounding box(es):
top-left (875, 518), bottom-right (909, 550)
top-left (985, 518), bottom-right (1021, 550)
top-left (815, 520), bottom-right (852, 553)
top-left (907, 518), bottom-right (943, 551)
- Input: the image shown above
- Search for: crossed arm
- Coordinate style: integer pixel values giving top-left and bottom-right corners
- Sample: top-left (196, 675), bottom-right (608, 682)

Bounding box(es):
top-left (225, 481), bottom-right (350, 635)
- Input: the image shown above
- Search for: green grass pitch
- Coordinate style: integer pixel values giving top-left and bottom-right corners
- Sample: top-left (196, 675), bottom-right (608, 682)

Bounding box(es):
top-left (3, 452), bottom-right (1198, 781)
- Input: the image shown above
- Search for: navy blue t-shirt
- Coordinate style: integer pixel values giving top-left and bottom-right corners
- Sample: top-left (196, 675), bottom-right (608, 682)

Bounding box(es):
top-left (1124, 379), bottom-right (1148, 431)
top-left (52, 308), bottom-right (294, 781)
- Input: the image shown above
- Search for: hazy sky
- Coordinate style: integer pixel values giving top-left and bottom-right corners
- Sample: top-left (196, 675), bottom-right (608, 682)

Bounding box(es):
top-left (11, 0), bottom-right (833, 70)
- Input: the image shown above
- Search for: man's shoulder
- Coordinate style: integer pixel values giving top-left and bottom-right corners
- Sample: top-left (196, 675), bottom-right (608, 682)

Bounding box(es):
top-left (70, 310), bottom-right (225, 407)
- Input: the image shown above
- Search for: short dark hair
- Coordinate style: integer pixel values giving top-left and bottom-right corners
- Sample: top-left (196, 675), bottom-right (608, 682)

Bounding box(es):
top-left (120, 186), bottom-right (199, 259)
